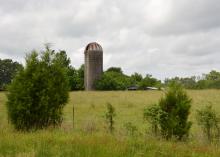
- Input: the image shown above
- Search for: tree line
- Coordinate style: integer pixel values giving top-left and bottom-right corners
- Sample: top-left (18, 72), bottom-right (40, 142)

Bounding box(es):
top-left (165, 70), bottom-right (220, 89)
top-left (1, 49), bottom-right (220, 90)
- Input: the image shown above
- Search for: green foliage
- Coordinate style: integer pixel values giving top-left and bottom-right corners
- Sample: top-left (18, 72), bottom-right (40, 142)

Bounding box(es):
top-left (159, 82), bottom-right (192, 140)
top-left (68, 65), bottom-right (84, 90)
top-left (130, 72), bottom-right (143, 86)
top-left (0, 59), bottom-right (23, 90)
top-left (105, 103), bottom-right (116, 133)
top-left (95, 71), bottom-right (130, 90)
top-left (206, 70), bottom-right (220, 81)
top-left (54, 50), bottom-right (71, 68)
top-left (54, 51), bottom-right (84, 91)
top-left (204, 71), bottom-right (220, 89)
top-left (95, 68), bottom-right (161, 90)
top-left (139, 74), bottom-right (161, 89)
top-left (196, 80), bottom-right (209, 89)
top-left (76, 65), bottom-right (85, 90)
top-left (165, 70), bottom-right (220, 89)
top-left (165, 76), bottom-right (197, 89)
top-left (67, 66), bottom-right (78, 90)
top-left (6, 47), bottom-right (69, 131)
top-left (106, 67), bottom-right (123, 74)
top-left (196, 105), bottom-right (220, 142)
top-left (143, 104), bottom-right (164, 135)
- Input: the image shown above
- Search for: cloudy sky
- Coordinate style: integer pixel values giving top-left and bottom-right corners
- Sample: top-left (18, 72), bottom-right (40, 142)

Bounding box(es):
top-left (0, 0), bottom-right (220, 80)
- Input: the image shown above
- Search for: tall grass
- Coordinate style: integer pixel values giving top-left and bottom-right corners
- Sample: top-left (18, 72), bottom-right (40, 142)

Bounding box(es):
top-left (1, 90), bottom-right (220, 156)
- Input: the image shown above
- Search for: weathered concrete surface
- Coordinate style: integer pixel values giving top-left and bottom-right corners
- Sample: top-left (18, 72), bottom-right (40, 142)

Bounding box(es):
top-left (84, 42), bottom-right (103, 91)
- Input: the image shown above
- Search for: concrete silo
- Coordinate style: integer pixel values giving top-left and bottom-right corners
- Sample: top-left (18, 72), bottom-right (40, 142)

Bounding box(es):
top-left (84, 42), bottom-right (103, 91)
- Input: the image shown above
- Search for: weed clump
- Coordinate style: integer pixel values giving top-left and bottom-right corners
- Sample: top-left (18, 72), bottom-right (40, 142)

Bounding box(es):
top-left (196, 105), bottom-right (220, 142)
top-left (144, 104), bottom-right (163, 136)
top-left (144, 82), bottom-right (192, 140)
top-left (105, 103), bottom-right (116, 133)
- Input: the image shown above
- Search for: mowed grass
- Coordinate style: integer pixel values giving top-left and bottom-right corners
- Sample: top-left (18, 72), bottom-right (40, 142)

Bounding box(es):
top-left (1, 90), bottom-right (220, 157)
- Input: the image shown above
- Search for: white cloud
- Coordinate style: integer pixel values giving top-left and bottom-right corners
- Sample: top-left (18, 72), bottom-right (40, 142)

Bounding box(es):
top-left (0, 0), bottom-right (220, 80)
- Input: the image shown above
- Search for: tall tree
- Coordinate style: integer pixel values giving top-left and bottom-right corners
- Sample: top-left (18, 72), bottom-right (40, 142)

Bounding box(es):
top-left (139, 74), bottom-right (161, 89)
top-left (0, 59), bottom-right (23, 90)
top-left (77, 64), bottom-right (84, 90)
top-left (106, 67), bottom-right (123, 74)
top-left (55, 50), bottom-right (71, 68)
top-left (54, 51), bottom-right (85, 90)
top-left (130, 72), bottom-right (143, 85)
top-left (68, 65), bottom-right (84, 90)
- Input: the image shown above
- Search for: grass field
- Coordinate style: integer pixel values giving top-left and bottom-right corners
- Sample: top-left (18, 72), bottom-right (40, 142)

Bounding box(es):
top-left (1, 90), bottom-right (220, 157)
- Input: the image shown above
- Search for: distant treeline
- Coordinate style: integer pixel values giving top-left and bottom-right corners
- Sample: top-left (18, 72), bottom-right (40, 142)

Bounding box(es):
top-left (95, 69), bottom-right (220, 90)
top-left (95, 67), bottom-right (161, 90)
top-left (164, 70), bottom-right (220, 89)
top-left (1, 51), bottom-right (220, 90)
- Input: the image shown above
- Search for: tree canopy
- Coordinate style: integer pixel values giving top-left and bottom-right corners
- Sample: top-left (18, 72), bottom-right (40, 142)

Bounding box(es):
top-left (0, 59), bottom-right (23, 90)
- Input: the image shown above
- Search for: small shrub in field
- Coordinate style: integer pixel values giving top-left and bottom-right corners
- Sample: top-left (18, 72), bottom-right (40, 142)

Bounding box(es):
top-left (159, 82), bottom-right (192, 140)
top-left (143, 104), bottom-right (164, 136)
top-left (124, 122), bottom-right (138, 136)
top-left (196, 105), bottom-right (220, 142)
top-left (90, 103), bottom-right (95, 109)
top-left (6, 46), bottom-right (69, 131)
top-left (105, 103), bottom-right (116, 133)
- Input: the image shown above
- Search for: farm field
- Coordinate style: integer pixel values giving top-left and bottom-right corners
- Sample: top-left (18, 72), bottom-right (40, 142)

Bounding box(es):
top-left (1, 90), bottom-right (220, 157)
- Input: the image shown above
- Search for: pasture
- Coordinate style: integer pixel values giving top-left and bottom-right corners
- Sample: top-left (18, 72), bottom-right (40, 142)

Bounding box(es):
top-left (1, 90), bottom-right (220, 157)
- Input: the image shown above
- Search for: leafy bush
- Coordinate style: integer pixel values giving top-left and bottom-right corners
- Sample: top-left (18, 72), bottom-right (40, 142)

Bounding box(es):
top-left (196, 105), bottom-right (220, 142)
top-left (159, 82), bottom-right (192, 140)
top-left (143, 83), bottom-right (192, 140)
top-left (104, 103), bottom-right (116, 133)
top-left (143, 104), bottom-right (164, 136)
top-left (6, 46), bottom-right (69, 131)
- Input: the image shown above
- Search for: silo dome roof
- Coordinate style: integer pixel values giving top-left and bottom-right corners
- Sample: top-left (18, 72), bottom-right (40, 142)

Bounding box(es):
top-left (85, 42), bottom-right (103, 51)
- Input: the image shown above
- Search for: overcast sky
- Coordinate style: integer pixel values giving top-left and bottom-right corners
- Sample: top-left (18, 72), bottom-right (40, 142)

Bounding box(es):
top-left (0, 0), bottom-right (220, 80)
